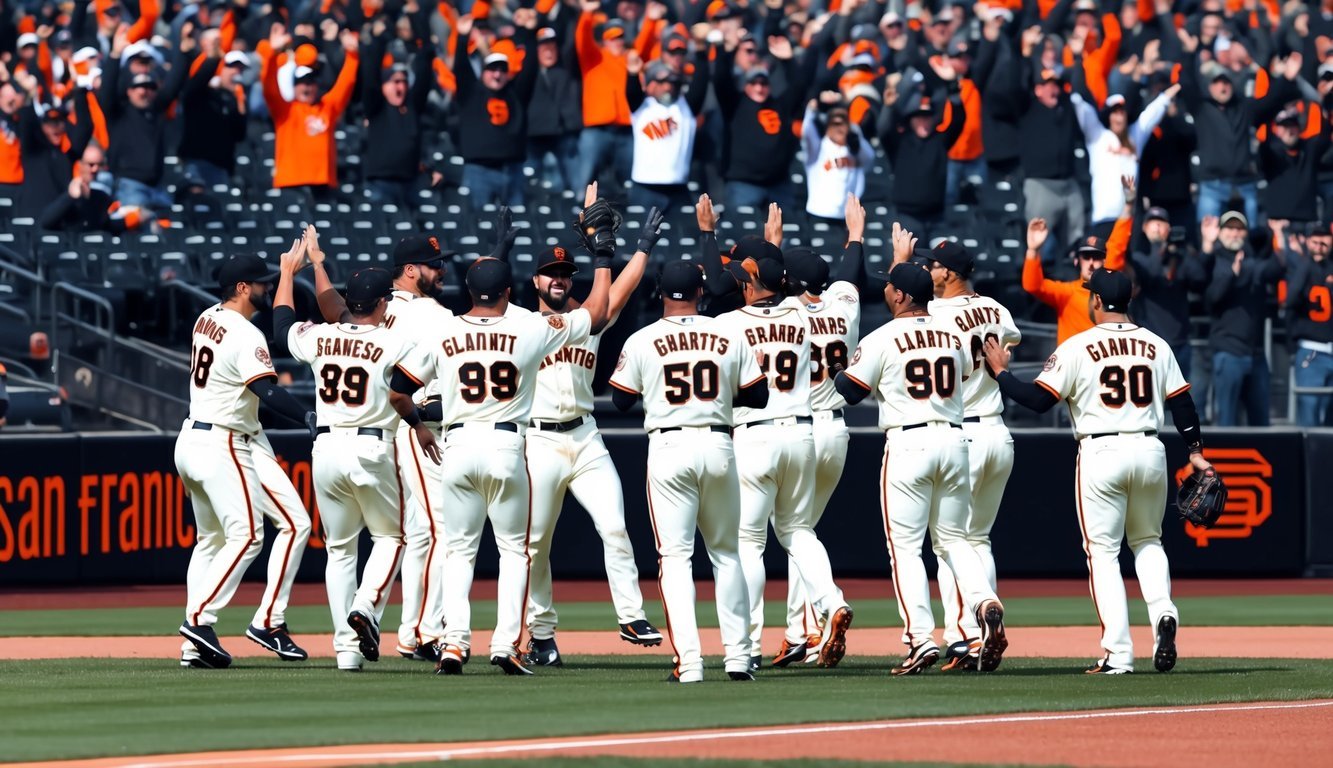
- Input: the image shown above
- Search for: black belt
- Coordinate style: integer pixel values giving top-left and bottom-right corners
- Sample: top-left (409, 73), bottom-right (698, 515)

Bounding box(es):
top-left (902, 422), bottom-right (961, 431)
top-left (191, 421), bottom-right (250, 440)
top-left (963, 416), bottom-right (980, 423)
top-left (530, 416), bottom-right (586, 433)
top-left (446, 422), bottom-right (519, 433)
top-left (315, 426), bottom-right (386, 439)
top-left (740, 415), bottom-right (814, 428)
top-left (655, 425), bottom-right (731, 435)
top-left (825, 409), bottom-right (845, 420)
top-left (1088, 430), bottom-right (1157, 440)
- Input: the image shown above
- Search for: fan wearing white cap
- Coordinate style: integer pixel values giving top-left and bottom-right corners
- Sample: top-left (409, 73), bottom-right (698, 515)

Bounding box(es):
top-left (178, 39), bottom-right (250, 189)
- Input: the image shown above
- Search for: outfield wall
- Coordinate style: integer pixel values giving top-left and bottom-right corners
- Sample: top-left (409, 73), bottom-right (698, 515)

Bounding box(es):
top-left (0, 428), bottom-right (1323, 585)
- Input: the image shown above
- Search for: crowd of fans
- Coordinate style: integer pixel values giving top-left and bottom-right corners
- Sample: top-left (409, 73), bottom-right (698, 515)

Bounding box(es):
top-left (0, 0), bottom-right (1331, 426)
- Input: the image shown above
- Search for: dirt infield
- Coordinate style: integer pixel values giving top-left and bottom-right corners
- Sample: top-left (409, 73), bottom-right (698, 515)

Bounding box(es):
top-left (2, 578), bottom-right (1328, 611)
top-left (4, 625), bottom-right (1331, 661)
top-left (8, 700), bottom-right (1330, 768)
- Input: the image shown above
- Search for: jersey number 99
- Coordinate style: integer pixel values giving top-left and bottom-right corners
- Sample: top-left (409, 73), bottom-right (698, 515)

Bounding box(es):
top-left (459, 361), bottom-right (519, 403)
top-left (905, 358), bottom-right (956, 400)
top-left (663, 361), bottom-right (720, 404)
top-left (319, 365), bottom-right (369, 405)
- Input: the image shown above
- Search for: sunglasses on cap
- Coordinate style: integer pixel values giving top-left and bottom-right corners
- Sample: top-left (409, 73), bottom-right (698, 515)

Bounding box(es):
top-left (748, 78), bottom-right (770, 87)
top-left (484, 62), bottom-right (509, 72)
top-left (1077, 252), bottom-right (1105, 261)
top-left (130, 82), bottom-right (159, 91)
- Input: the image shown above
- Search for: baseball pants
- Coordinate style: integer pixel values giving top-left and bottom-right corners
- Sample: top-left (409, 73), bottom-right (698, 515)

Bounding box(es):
top-left (249, 433), bottom-right (313, 632)
top-left (438, 425), bottom-right (532, 659)
top-left (786, 412), bottom-right (850, 641)
top-left (525, 420), bottom-right (646, 640)
top-left (646, 428), bottom-right (752, 678)
top-left (879, 425), bottom-right (998, 650)
top-left (734, 421), bottom-right (845, 653)
top-left (394, 421), bottom-right (446, 654)
top-left (314, 431), bottom-right (406, 659)
top-left (1075, 435), bottom-right (1178, 669)
top-left (935, 418), bottom-right (1013, 647)
top-left (176, 422), bottom-right (264, 629)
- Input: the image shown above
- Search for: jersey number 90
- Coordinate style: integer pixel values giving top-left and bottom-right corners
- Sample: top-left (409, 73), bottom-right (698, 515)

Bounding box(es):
top-left (905, 358), bottom-right (957, 399)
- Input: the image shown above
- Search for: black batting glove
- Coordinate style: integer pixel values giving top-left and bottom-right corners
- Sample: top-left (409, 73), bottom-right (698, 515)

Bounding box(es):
top-left (636, 206), bottom-right (665, 255)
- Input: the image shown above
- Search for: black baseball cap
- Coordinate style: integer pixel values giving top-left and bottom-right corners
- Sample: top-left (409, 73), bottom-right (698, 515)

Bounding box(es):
top-left (1144, 206), bottom-right (1170, 224)
top-left (1083, 268), bottom-right (1131, 312)
top-left (216, 254), bottom-right (280, 288)
top-left (727, 257), bottom-right (785, 291)
top-left (393, 234), bottom-right (452, 267)
top-left (874, 262), bottom-right (934, 306)
top-left (536, 245), bottom-right (579, 275)
top-left (1075, 235), bottom-right (1108, 258)
top-left (731, 235), bottom-right (783, 264)
top-left (466, 257), bottom-right (512, 301)
top-left (930, 240), bottom-right (973, 277)
top-left (784, 247), bottom-right (829, 293)
top-left (659, 261), bottom-right (704, 300)
top-left (346, 268), bottom-right (393, 305)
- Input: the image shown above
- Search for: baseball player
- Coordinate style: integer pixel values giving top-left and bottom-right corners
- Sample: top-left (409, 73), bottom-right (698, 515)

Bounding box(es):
top-left (985, 268), bottom-right (1212, 674)
top-left (392, 201), bottom-right (616, 676)
top-left (273, 248), bottom-right (442, 672)
top-left (609, 260), bottom-right (768, 683)
top-left (774, 194), bottom-right (866, 666)
top-left (176, 248), bottom-right (316, 669)
top-left (523, 208), bottom-right (667, 667)
top-left (835, 260), bottom-right (1008, 676)
top-left (693, 195), bottom-right (853, 672)
top-left (924, 240), bottom-right (1022, 671)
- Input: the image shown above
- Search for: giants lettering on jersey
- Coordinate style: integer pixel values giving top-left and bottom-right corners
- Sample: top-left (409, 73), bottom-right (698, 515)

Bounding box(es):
top-left (383, 314), bottom-right (398, 329)
top-left (822, 156), bottom-right (861, 172)
top-left (193, 316), bottom-right (228, 344)
top-left (653, 332), bottom-right (730, 356)
top-left (641, 116), bottom-right (679, 140)
top-left (894, 329), bottom-right (962, 353)
top-left (744, 324), bottom-right (805, 346)
top-left (807, 316), bottom-right (848, 336)
top-left (540, 346), bottom-right (596, 370)
top-left (315, 337), bottom-right (387, 362)
top-left (951, 306), bottom-right (1003, 334)
top-left (1086, 337), bottom-right (1158, 362)
top-left (442, 332), bottom-right (518, 357)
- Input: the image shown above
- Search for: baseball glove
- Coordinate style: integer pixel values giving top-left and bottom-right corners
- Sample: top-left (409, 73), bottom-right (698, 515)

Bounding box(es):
top-left (573, 198), bottom-right (623, 262)
top-left (1176, 467), bottom-right (1227, 528)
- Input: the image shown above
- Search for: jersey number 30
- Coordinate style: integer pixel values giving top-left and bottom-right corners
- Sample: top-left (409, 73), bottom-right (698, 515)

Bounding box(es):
top-left (1099, 364), bottom-right (1153, 407)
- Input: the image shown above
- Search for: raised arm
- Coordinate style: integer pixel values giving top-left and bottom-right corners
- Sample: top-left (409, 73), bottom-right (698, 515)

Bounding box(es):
top-left (830, 193), bottom-right (866, 286)
top-left (606, 207), bottom-right (664, 326)
top-left (324, 31), bottom-right (362, 118)
top-left (360, 33), bottom-right (388, 117)
top-left (694, 193), bottom-right (738, 298)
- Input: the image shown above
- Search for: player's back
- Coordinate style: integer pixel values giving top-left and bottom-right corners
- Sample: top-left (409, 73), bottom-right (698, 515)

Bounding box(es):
top-left (186, 304), bottom-right (275, 434)
top-left (929, 293), bottom-right (1021, 418)
top-left (1039, 322), bottom-right (1189, 438)
top-left (614, 315), bottom-right (758, 432)
top-left (788, 280), bottom-right (861, 412)
top-left (291, 322), bottom-right (414, 430)
top-left (844, 315), bottom-right (968, 430)
top-left (384, 291), bottom-right (452, 399)
top-left (718, 304), bottom-right (812, 423)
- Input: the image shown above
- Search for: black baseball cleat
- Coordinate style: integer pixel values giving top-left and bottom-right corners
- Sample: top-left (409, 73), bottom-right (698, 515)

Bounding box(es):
top-left (939, 640), bottom-right (980, 672)
top-left (890, 642), bottom-right (940, 676)
top-left (346, 611), bottom-right (381, 662)
top-left (771, 638), bottom-right (809, 668)
top-left (524, 636), bottom-right (563, 667)
top-left (491, 653), bottom-right (535, 676)
top-left (977, 600), bottom-right (1008, 672)
top-left (1154, 615), bottom-right (1178, 673)
top-left (1085, 657), bottom-right (1133, 675)
top-left (727, 670), bottom-right (756, 682)
top-left (434, 644), bottom-right (466, 675)
top-left (412, 642), bottom-right (443, 664)
top-left (246, 624), bottom-right (308, 661)
top-left (619, 619), bottom-right (663, 647)
top-left (749, 654), bottom-right (762, 672)
top-left (178, 623), bottom-right (233, 669)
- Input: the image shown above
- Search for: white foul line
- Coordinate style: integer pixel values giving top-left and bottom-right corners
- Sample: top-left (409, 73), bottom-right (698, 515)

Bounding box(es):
top-left (110, 699), bottom-right (1333, 768)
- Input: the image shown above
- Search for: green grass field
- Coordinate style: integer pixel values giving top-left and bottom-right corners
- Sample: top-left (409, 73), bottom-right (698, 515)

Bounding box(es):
top-left (6, 594), bottom-right (1332, 637)
top-left (3, 656), bottom-right (1330, 762)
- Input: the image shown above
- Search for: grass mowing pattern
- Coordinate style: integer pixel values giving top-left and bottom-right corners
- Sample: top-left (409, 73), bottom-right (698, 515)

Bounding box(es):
top-left (5, 594), bottom-right (1332, 637)
top-left (3, 656), bottom-right (1331, 761)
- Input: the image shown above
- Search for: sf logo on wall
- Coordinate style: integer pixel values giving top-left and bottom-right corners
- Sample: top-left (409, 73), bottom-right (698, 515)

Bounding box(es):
top-left (1173, 448), bottom-right (1272, 547)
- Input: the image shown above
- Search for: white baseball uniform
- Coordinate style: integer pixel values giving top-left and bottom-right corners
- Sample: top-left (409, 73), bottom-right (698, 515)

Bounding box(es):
top-left (609, 315), bottom-right (758, 679)
top-left (928, 293), bottom-right (1021, 649)
top-left (715, 303), bottom-right (846, 653)
top-left (401, 308), bottom-right (594, 661)
top-left (287, 319), bottom-right (420, 667)
top-left (841, 314), bottom-right (999, 651)
top-left (383, 289), bottom-right (452, 656)
top-left (1035, 322), bottom-right (1187, 669)
top-left (176, 305), bottom-right (279, 634)
top-left (783, 280), bottom-right (861, 643)
top-left (525, 324), bottom-right (647, 640)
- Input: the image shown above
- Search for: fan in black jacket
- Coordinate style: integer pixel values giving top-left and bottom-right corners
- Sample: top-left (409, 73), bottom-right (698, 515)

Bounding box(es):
top-left (877, 67), bottom-right (965, 244)
top-left (11, 75), bottom-right (93, 217)
top-left (178, 34), bottom-right (249, 189)
top-left (1258, 104), bottom-right (1330, 226)
top-left (361, 25), bottom-right (435, 208)
top-left (525, 27), bottom-right (582, 190)
top-left (98, 33), bottom-right (188, 214)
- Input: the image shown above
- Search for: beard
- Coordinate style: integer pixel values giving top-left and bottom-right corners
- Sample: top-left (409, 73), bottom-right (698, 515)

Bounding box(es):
top-left (539, 286), bottom-right (570, 311)
top-left (416, 272), bottom-right (445, 301)
top-left (250, 290), bottom-right (272, 313)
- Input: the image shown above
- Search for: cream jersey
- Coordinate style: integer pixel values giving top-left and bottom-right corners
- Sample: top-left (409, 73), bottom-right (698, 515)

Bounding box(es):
top-left (630, 97), bottom-right (696, 185)
top-left (784, 280), bottom-right (862, 412)
top-left (610, 315), bottom-right (764, 432)
top-left (929, 293), bottom-right (1022, 418)
top-left (383, 289), bottom-right (454, 399)
top-left (532, 329), bottom-right (602, 422)
top-left (716, 303), bottom-right (813, 424)
top-left (401, 309), bottom-right (593, 426)
top-left (186, 304), bottom-right (277, 434)
top-left (1035, 322), bottom-right (1190, 438)
top-left (842, 314), bottom-right (970, 430)
top-left (287, 320), bottom-right (419, 431)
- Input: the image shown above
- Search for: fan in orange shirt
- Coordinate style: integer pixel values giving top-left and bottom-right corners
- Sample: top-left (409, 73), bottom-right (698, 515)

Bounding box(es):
top-left (1022, 209), bottom-right (1132, 345)
top-left (573, 0), bottom-right (632, 188)
top-left (262, 23), bottom-right (360, 199)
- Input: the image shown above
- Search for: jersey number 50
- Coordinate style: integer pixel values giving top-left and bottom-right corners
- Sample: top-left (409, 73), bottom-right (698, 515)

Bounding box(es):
top-left (663, 361), bottom-right (720, 404)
